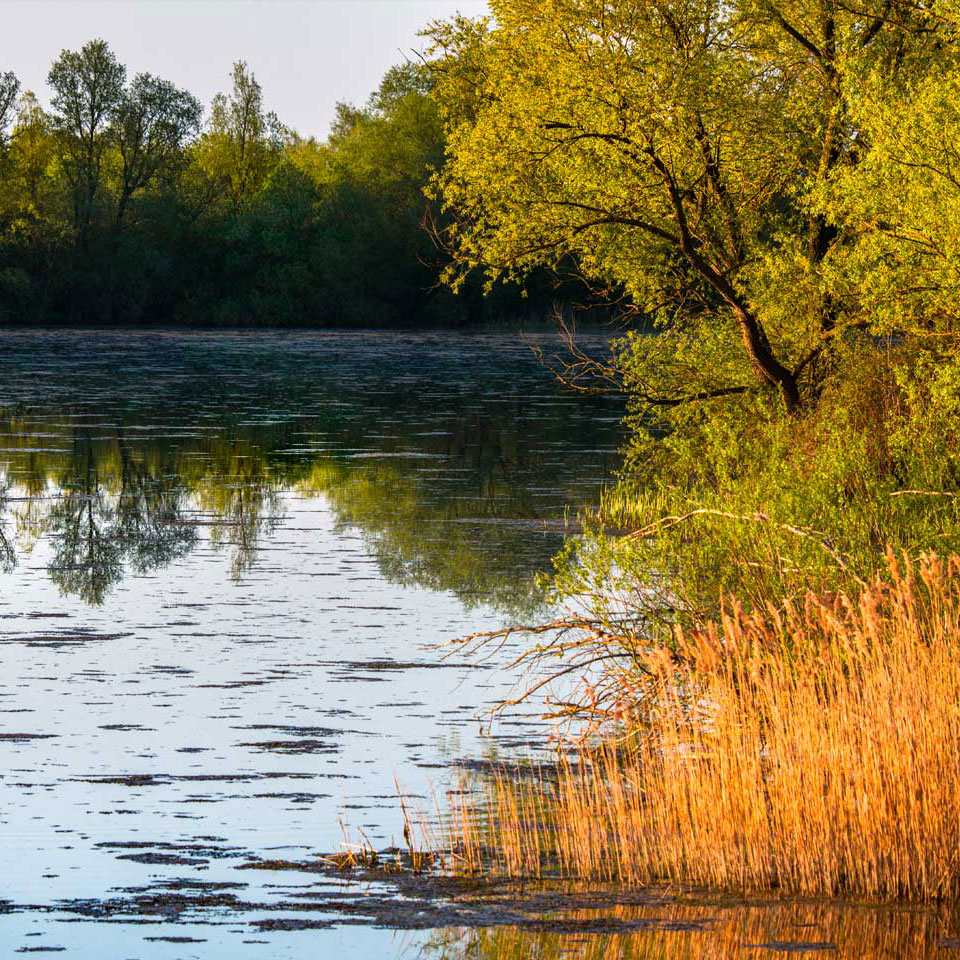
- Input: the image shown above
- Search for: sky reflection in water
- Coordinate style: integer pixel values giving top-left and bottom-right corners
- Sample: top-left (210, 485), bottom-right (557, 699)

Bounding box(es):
top-left (0, 330), bottom-right (622, 956)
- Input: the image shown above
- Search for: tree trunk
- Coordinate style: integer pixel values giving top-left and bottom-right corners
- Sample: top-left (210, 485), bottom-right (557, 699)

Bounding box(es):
top-left (733, 306), bottom-right (801, 411)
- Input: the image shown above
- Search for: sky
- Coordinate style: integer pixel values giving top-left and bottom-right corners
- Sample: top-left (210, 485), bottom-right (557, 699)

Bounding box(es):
top-left (1, 0), bottom-right (489, 139)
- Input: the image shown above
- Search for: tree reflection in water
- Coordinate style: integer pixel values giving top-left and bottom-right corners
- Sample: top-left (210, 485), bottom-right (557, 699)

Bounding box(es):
top-left (0, 345), bottom-right (620, 611)
top-left (422, 896), bottom-right (959, 960)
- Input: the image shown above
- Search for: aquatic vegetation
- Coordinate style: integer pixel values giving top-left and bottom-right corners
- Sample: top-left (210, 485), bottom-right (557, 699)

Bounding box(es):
top-left (439, 553), bottom-right (960, 902)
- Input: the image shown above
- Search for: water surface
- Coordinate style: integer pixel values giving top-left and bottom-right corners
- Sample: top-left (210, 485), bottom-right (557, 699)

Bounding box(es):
top-left (0, 329), bottom-right (622, 956)
top-left (1, 330), bottom-right (954, 958)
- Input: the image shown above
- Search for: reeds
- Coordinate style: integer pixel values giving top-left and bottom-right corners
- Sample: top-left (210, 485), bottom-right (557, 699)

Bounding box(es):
top-left (442, 551), bottom-right (960, 901)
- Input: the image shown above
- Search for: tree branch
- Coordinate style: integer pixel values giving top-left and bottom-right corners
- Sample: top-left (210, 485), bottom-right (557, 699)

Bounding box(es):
top-left (860, 0), bottom-right (893, 46)
top-left (768, 8), bottom-right (824, 61)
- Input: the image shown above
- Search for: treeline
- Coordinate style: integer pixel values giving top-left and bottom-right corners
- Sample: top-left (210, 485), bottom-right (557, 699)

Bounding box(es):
top-left (0, 41), bottom-right (559, 326)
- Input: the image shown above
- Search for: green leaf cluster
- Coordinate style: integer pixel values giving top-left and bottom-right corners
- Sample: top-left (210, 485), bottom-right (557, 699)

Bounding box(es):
top-left (426, 0), bottom-right (960, 617)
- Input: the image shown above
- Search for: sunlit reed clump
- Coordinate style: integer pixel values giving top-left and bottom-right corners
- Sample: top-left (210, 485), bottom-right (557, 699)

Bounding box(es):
top-left (441, 552), bottom-right (960, 901)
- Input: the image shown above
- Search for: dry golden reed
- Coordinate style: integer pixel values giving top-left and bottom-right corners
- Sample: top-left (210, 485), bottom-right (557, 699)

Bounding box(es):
top-left (443, 551), bottom-right (960, 902)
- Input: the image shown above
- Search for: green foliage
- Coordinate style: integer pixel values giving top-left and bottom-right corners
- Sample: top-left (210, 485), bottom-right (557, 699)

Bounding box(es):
top-left (197, 61), bottom-right (285, 215)
top-left (0, 70), bottom-right (19, 148)
top-left (817, 54), bottom-right (960, 336)
top-left (545, 337), bottom-right (960, 631)
top-left (422, 0), bottom-right (960, 620)
top-left (427, 0), bottom-right (956, 409)
top-left (0, 42), bottom-right (549, 326)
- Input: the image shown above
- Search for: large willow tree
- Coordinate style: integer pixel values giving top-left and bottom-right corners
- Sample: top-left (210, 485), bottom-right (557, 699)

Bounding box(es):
top-left (428, 0), bottom-right (960, 610)
top-left (427, 0), bottom-right (954, 412)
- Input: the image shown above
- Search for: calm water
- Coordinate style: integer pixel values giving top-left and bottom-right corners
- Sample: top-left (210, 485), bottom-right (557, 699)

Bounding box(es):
top-left (0, 329), bottom-right (623, 956)
top-left (0, 331), bottom-right (954, 958)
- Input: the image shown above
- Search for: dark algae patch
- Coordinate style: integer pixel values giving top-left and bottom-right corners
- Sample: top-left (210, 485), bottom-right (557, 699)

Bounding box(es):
top-left (0, 733), bottom-right (57, 741)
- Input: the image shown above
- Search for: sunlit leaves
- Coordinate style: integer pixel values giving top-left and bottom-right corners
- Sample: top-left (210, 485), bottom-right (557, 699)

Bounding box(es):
top-left (426, 0), bottom-right (955, 410)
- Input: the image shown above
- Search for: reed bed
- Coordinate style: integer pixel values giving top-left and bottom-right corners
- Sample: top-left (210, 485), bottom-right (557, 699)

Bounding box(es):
top-left (441, 552), bottom-right (960, 901)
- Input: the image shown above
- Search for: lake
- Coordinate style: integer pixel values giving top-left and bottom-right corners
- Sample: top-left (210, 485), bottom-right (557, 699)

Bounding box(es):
top-left (0, 329), bottom-right (623, 956)
top-left (0, 330), bottom-right (953, 959)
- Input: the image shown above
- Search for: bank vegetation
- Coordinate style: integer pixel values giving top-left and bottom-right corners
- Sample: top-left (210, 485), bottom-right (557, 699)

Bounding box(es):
top-left (416, 0), bottom-right (960, 902)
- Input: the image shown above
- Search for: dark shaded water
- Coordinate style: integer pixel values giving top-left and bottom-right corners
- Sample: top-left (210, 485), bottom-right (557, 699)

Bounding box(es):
top-left (0, 330), bottom-right (954, 958)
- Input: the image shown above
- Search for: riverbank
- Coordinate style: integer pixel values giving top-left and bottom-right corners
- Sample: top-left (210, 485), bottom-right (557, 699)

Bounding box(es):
top-left (424, 552), bottom-right (960, 904)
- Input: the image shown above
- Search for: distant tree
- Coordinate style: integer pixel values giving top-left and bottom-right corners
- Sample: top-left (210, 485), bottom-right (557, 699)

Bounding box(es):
top-left (200, 61), bottom-right (285, 214)
top-left (278, 61), bottom-right (449, 323)
top-left (113, 73), bottom-right (202, 223)
top-left (370, 61), bottom-right (432, 112)
top-left (1, 42), bottom-right (525, 328)
top-left (0, 70), bottom-right (20, 149)
top-left (6, 92), bottom-right (55, 212)
top-left (48, 39), bottom-right (125, 244)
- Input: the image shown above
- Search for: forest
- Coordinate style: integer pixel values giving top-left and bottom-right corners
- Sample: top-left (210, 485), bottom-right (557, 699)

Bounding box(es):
top-left (0, 42), bottom-right (563, 326)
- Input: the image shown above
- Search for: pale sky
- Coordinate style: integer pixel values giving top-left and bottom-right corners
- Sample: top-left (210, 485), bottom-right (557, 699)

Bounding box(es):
top-left (1, 0), bottom-right (489, 139)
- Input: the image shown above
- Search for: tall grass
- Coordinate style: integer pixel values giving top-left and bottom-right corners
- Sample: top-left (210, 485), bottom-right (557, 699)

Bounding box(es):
top-left (443, 552), bottom-right (960, 901)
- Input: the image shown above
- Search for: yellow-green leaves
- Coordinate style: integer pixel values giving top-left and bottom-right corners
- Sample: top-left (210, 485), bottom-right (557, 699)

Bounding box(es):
top-left (819, 59), bottom-right (960, 337)
top-left (427, 0), bottom-right (957, 410)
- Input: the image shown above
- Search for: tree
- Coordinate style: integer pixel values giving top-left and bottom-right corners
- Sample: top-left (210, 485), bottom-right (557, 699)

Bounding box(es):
top-left (113, 73), bottom-right (201, 223)
top-left (0, 70), bottom-right (20, 149)
top-left (427, 0), bottom-right (942, 412)
top-left (8, 92), bottom-right (55, 212)
top-left (200, 61), bottom-right (284, 214)
top-left (48, 39), bottom-right (125, 244)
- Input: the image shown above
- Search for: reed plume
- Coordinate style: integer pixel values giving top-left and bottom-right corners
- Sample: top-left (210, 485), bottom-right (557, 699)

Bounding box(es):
top-left (442, 552), bottom-right (960, 902)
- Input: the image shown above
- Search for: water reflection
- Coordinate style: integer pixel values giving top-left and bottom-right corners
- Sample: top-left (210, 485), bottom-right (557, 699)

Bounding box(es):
top-left (423, 896), bottom-right (960, 960)
top-left (0, 331), bottom-right (621, 613)
top-left (0, 331), bottom-right (621, 954)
